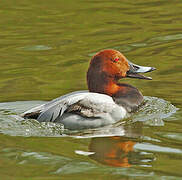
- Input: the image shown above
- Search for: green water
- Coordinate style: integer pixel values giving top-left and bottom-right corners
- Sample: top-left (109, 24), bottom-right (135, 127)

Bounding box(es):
top-left (0, 0), bottom-right (182, 179)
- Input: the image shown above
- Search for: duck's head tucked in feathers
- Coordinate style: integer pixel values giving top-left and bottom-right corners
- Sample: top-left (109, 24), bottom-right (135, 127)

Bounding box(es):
top-left (87, 49), bottom-right (156, 111)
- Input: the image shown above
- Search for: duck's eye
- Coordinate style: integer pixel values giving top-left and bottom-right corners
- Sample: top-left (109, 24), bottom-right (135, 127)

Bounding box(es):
top-left (113, 58), bottom-right (119, 62)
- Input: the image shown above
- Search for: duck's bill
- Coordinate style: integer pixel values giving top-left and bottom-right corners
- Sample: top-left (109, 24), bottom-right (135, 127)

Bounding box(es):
top-left (126, 60), bottom-right (156, 80)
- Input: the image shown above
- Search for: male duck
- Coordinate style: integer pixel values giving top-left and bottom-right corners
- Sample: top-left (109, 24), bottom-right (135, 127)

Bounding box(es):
top-left (22, 49), bottom-right (156, 130)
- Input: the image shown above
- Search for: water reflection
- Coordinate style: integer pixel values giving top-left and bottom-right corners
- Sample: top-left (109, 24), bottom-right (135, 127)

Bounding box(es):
top-left (88, 122), bottom-right (154, 168)
top-left (0, 99), bottom-right (181, 178)
top-left (89, 137), bottom-right (136, 167)
top-left (20, 45), bottom-right (52, 51)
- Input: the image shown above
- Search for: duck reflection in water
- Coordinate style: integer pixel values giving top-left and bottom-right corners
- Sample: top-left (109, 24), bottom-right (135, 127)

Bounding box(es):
top-left (88, 123), bottom-right (154, 167)
top-left (89, 137), bottom-right (135, 167)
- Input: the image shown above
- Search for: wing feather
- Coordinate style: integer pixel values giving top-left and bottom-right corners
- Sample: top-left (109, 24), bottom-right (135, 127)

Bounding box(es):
top-left (37, 103), bottom-right (67, 122)
top-left (23, 91), bottom-right (118, 122)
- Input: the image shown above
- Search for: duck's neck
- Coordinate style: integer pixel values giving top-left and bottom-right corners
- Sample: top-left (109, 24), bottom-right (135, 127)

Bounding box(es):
top-left (87, 71), bottom-right (121, 96)
top-left (87, 71), bottom-right (144, 112)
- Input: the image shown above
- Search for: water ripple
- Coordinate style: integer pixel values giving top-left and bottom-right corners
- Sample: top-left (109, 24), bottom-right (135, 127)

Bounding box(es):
top-left (20, 45), bottom-right (52, 51)
top-left (0, 96), bottom-right (178, 137)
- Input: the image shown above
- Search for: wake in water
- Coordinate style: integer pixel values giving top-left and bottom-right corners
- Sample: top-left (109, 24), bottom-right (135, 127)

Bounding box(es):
top-left (0, 97), bottom-right (178, 137)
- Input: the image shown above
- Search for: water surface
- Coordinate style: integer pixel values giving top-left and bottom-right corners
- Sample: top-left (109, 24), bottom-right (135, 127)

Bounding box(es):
top-left (0, 0), bottom-right (182, 179)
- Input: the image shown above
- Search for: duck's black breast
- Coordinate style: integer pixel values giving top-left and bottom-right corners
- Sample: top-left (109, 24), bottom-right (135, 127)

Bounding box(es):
top-left (112, 83), bottom-right (144, 112)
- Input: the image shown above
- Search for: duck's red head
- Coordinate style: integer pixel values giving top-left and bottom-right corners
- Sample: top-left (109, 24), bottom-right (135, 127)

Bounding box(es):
top-left (87, 49), bottom-right (155, 96)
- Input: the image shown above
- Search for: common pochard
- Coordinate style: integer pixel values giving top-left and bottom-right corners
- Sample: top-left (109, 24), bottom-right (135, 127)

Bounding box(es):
top-left (22, 49), bottom-right (156, 130)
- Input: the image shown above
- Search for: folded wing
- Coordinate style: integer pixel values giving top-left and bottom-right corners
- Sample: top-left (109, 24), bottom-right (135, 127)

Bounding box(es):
top-left (22, 91), bottom-right (125, 123)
